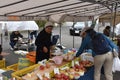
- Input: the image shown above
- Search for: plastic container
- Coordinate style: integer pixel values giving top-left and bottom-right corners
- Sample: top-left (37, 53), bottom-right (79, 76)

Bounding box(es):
top-left (7, 63), bottom-right (18, 71)
top-left (12, 64), bottom-right (40, 80)
top-left (26, 51), bottom-right (36, 63)
top-left (7, 62), bottom-right (35, 71)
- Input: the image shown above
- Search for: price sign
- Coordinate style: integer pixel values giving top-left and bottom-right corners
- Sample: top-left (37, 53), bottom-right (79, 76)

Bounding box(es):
top-left (54, 68), bottom-right (60, 74)
top-left (44, 72), bottom-right (50, 78)
top-left (37, 74), bottom-right (43, 80)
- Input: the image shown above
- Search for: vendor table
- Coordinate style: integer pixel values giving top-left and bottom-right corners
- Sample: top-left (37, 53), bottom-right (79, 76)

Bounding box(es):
top-left (79, 66), bottom-right (94, 80)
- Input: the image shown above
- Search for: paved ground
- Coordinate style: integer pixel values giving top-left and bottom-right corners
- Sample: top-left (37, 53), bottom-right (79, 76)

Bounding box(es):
top-left (1, 26), bottom-right (120, 80)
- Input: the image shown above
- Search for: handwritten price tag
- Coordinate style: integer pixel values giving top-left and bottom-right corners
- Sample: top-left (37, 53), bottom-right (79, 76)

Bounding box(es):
top-left (54, 68), bottom-right (60, 74)
top-left (44, 72), bottom-right (50, 78)
top-left (37, 74), bottom-right (43, 80)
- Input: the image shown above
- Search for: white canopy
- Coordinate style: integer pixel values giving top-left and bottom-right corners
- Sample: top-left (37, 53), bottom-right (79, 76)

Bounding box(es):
top-left (1, 21), bottom-right (39, 31)
top-left (0, 0), bottom-right (119, 23)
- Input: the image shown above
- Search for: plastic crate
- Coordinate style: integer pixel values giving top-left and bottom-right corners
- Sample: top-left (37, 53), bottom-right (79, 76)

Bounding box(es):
top-left (7, 63), bottom-right (18, 71)
top-left (7, 62), bottom-right (35, 71)
top-left (26, 51), bottom-right (36, 63)
top-left (0, 59), bottom-right (5, 69)
top-left (12, 64), bottom-right (40, 80)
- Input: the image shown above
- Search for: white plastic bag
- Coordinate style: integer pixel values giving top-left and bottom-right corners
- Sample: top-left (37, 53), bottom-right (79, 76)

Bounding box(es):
top-left (112, 57), bottom-right (120, 72)
top-left (80, 52), bottom-right (94, 63)
top-left (113, 49), bottom-right (118, 57)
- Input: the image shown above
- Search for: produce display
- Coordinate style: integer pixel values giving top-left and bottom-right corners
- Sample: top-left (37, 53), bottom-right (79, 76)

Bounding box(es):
top-left (11, 49), bottom-right (94, 80)
top-left (22, 62), bottom-right (57, 80)
top-left (62, 51), bottom-right (75, 61)
top-left (21, 57), bottom-right (93, 80)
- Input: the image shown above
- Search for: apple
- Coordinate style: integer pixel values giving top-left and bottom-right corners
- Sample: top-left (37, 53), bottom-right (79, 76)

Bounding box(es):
top-left (46, 63), bottom-right (50, 68)
top-left (43, 77), bottom-right (50, 80)
top-left (74, 64), bottom-right (79, 69)
top-left (69, 74), bottom-right (74, 79)
top-left (39, 65), bottom-right (45, 70)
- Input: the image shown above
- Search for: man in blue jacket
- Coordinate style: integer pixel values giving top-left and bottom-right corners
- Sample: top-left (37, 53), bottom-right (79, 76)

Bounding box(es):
top-left (76, 27), bottom-right (118, 80)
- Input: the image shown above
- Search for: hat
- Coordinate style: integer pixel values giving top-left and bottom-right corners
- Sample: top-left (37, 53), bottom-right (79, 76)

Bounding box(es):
top-left (45, 22), bottom-right (53, 28)
top-left (80, 27), bottom-right (91, 36)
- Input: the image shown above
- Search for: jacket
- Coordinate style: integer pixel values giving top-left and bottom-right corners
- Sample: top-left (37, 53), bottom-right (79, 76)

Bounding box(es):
top-left (76, 34), bottom-right (95, 57)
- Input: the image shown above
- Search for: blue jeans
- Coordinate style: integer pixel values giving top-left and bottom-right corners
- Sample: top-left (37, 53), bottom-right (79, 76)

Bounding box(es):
top-left (10, 41), bottom-right (16, 48)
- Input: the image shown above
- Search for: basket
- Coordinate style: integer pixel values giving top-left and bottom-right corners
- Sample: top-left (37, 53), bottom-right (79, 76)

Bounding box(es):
top-left (0, 59), bottom-right (5, 69)
top-left (12, 64), bottom-right (40, 80)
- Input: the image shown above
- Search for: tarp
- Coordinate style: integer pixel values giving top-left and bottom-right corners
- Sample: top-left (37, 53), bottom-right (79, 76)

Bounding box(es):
top-left (99, 12), bottom-right (120, 25)
top-left (0, 0), bottom-right (119, 22)
top-left (1, 21), bottom-right (39, 31)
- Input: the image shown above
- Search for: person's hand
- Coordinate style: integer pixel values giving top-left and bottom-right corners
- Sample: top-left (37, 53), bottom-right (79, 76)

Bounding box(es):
top-left (43, 46), bottom-right (48, 53)
top-left (14, 38), bottom-right (18, 40)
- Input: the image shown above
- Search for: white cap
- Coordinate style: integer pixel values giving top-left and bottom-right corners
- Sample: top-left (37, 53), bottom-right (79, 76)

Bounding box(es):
top-left (80, 27), bottom-right (90, 36)
top-left (45, 22), bottom-right (53, 28)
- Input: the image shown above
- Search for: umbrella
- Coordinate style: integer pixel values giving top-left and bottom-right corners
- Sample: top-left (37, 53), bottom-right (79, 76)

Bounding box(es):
top-left (19, 21), bottom-right (39, 31)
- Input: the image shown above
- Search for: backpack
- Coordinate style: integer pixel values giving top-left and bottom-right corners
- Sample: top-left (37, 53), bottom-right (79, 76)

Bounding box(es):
top-left (92, 33), bottom-right (111, 55)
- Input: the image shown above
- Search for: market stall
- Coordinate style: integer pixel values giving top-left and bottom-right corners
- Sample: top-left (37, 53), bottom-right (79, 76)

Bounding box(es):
top-left (11, 50), bottom-right (94, 80)
top-left (0, 0), bottom-right (120, 80)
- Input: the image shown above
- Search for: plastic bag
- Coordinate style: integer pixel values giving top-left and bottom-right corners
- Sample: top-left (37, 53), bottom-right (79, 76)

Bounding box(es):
top-left (113, 49), bottom-right (118, 57)
top-left (112, 57), bottom-right (120, 72)
top-left (51, 56), bottom-right (63, 64)
top-left (18, 58), bottom-right (30, 70)
top-left (80, 52), bottom-right (94, 63)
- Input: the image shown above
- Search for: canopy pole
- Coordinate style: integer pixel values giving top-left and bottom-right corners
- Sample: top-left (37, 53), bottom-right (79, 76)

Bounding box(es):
top-left (59, 23), bottom-right (62, 45)
top-left (72, 22), bottom-right (76, 48)
top-left (112, 3), bottom-right (117, 39)
top-left (1, 34), bottom-right (2, 46)
top-left (110, 4), bottom-right (114, 38)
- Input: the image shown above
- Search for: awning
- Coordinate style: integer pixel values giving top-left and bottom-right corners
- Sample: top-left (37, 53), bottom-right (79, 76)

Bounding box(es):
top-left (0, 0), bottom-right (119, 22)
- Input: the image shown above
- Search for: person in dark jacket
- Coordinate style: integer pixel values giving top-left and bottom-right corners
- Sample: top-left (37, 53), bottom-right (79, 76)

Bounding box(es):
top-left (29, 30), bottom-right (37, 43)
top-left (35, 22), bottom-right (54, 63)
top-left (9, 31), bottom-right (23, 50)
top-left (103, 26), bottom-right (111, 37)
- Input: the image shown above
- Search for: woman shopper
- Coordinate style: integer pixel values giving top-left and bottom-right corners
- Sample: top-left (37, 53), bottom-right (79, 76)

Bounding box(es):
top-left (86, 28), bottom-right (118, 80)
top-left (76, 27), bottom-right (118, 80)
